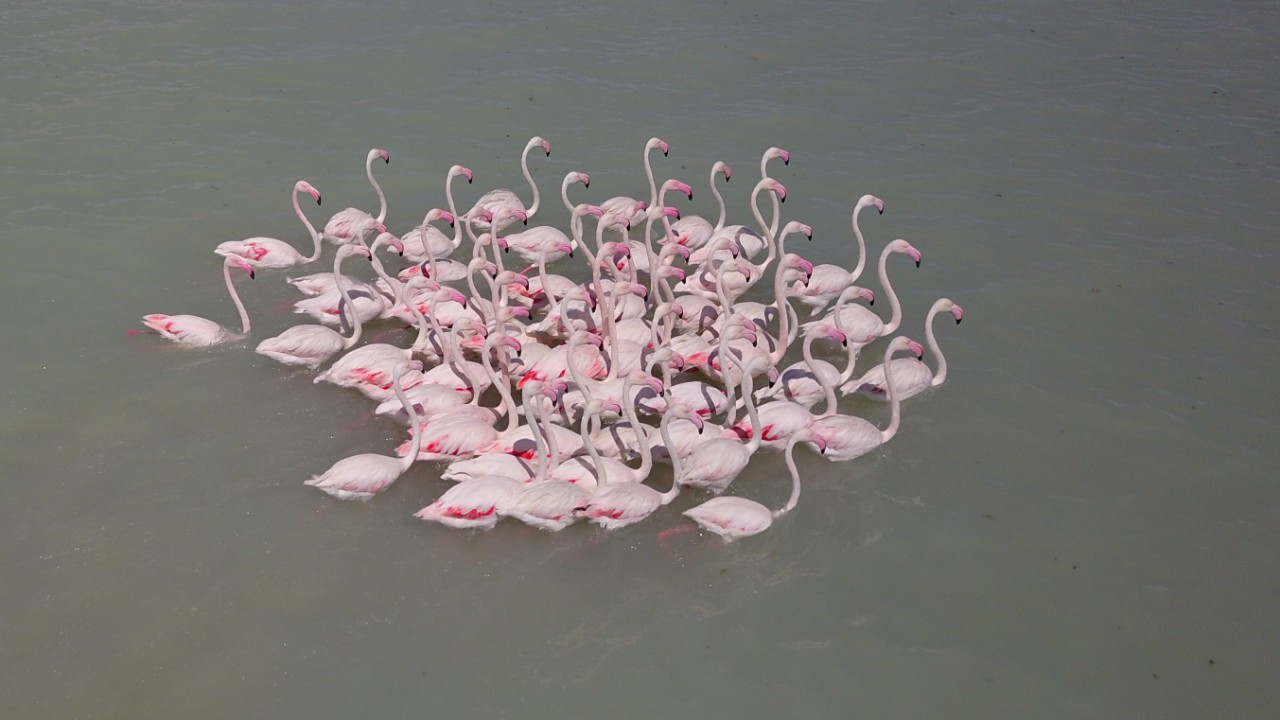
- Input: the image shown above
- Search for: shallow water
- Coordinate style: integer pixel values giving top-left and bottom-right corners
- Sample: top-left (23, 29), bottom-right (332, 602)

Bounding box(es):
top-left (3, 0), bottom-right (1278, 717)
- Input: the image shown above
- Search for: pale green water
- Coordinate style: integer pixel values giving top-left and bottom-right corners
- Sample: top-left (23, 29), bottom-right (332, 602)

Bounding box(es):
top-left (2, 1), bottom-right (1278, 717)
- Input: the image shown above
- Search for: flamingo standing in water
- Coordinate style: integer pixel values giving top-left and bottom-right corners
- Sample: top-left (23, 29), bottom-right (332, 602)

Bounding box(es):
top-left (215, 180), bottom-right (325, 269)
top-left (254, 244), bottom-right (373, 368)
top-left (467, 136), bottom-right (551, 229)
top-left (140, 256), bottom-right (254, 347)
top-left (304, 361), bottom-right (424, 500)
top-left (599, 137), bottom-right (668, 227)
top-left (683, 428), bottom-right (822, 542)
top-left (322, 148), bottom-right (391, 245)
top-left (807, 336), bottom-right (924, 462)
top-left (788, 194), bottom-right (885, 315)
top-left (845, 298), bottom-right (963, 400)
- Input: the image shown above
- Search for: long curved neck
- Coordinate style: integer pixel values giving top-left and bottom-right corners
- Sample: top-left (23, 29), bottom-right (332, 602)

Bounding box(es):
top-left (654, 414), bottom-right (681, 504)
top-left (644, 145), bottom-right (659, 207)
top-left (445, 324), bottom-right (477, 397)
top-left (564, 332), bottom-right (594, 409)
top-left (484, 342), bottom-right (521, 432)
top-left (768, 269), bottom-right (793, 364)
top-left (521, 144), bottom-right (541, 218)
top-left (849, 204), bottom-right (869, 284)
top-left (879, 245), bottom-right (905, 335)
top-left (522, 392), bottom-right (551, 478)
top-left (296, 186), bottom-right (323, 263)
top-left (711, 168), bottom-right (727, 230)
top-left (925, 303), bottom-right (948, 386)
top-left (748, 184), bottom-right (778, 274)
top-left (394, 371), bottom-right (420, 472)
top-left (804, 335), bottom-right (837, 417)
top-left (579, 407), bottom-right (609, 486)
top-left (223, 261), bottom-right (251, 334)
top-left (774, 436), bottom-right (803, 517)
top-left (367, 152), bottom-right (388, 223)
top-left (716, 328), bottom-right (737, 423)
top-left (535, 395), bottom-right (560, 470)
top-left (333, 249), bottom-right (364, 348)
top-left (735, 358), bottom-right (763, 454)
top-left (620, 376), bottom-right (653, 482)
top-left (446, 175), bottom-right (464, 249)
top-left (881, 343), bottom-right (904, 442)
top-left (560, 175), bottom-right (575, 215)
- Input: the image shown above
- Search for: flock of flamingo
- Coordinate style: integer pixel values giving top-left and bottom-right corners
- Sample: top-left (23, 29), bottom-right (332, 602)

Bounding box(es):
top-left (139, 137), bottom-right (963, 541)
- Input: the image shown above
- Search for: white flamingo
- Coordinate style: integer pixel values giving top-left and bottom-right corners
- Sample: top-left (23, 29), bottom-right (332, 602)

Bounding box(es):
top-left (322, 148), bottom-right (391, 245)
top-left (214, 180), bottom-right (325, 268)
top-left (844, 298), bottom-right (963, 400)
top-left (140, 256), bottom-right (254, 347)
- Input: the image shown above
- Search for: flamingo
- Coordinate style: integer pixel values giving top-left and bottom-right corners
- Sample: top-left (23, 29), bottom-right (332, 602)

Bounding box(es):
top-left (806, 336), bottom-right (924, 462)
top-left (214, 180), bottom-right (325, 268)
top-left (467, 136), bottom-right (550, 229)
top-left (254, 244), bottom-right (373, 368)
top-left (788, 194), bottom-right (884, 315)
top-left (754, 320), bottom-right (852, 409)
top-left (574, 403), bottom-right (704, 530)
top-left (735, 324), bottom-right (848, 447)
top-left (140, 256), bottom-right (254, 347)
top-left (667, 161), bottom-right (730, 251)
top-left (500, 383), bottom-right (593, 532)
top-left (682, 428), bottom-right (822, 542)
top-left (304, 360), bottom-right (423, 500)
top-left (599, 137), bottom-right (668, 226)
top-left (844, 298), bottom-right (963, 400)
top-left (399, 164), bottom-right (471, 261)
top-left (322, 148), bottom-right (391, 245)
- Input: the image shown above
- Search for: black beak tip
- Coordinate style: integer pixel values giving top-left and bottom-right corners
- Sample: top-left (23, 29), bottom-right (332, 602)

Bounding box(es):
top-left (316, 196), bottom-right (322, 206)
top-left (916, 260), bottom-right (921, 268)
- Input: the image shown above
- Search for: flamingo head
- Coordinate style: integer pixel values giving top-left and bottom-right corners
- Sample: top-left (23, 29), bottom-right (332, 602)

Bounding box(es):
top-left (662, 178), bottom-right (694, 202)
top-left (648, 137), bottom-right (670, 157)
top-left (470, 208), bottom-right (495, 224)
top-left (296, 180), bottom-right (322, 205)
top-left (451, 165), bottom-right (473, 184)
top-left (568, 171), bottom-right (590, 188)
top-left (671, 403), bottom-right (703, 433)
top-left (661, 241), bottom-right (691, 261)
top-left (765, 146), bottom-right (790, 166)
top-left (662, 265), bottom-right (687, 283)
top-left (889, 239), bottom-right (922, 267)
top-left (714, 161), bottom-right (732, 181)
top-left (373, 221), bottom-right (389, 234)
top-left (620, 282), bottom-right (648, 299)
top-left (766, 178), bottom-right (788, 203)
top-left (793, 427), bottom-right (826, 453)
top-left (858, 194), bottom-right (884, 215)
top-left (373, 148), bottom-right (390, 164)
top-left (783, 221), bottom-right (813, 242)
top-left (227, 257), bottom-right (255, 279)
top-left (891, 336), bottom-right (925, 360)
top-left (554, 241), bottom-right (575, 259)
top-left (573, 203), bottom-right (605, 220)
top-left (425, 208), bottom-right (455, 227)
top-left (815, 325), bottom-right (848, 346)
top-left (531, 136), bottom-right (551, 156)
top-left (943, 299), bottom-right (964, 324)
top-left (855, 286), bottom-right (876, 305)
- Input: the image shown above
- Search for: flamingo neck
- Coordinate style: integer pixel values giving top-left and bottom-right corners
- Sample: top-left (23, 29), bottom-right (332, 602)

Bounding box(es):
top-left (446, 175), bottom-right (464, 250)
top-left (768, 269), bottom-right (794, 364)
top-left (579, 407), bottom-right (609, 487)
top-left (881, 342), bottom-right (904, 442)
top-left (732, 355), bottom-right (763, 454)
top-left (620, 375), bottom-right (653, 482)
top-left (926, 302), bottom-right (948, 386)
top-left (394, 370), bottom-right (421, 472)
top-left (224, 260), bottom-right (251, 334)
top-left (333, 249), bottom-right (364, 348)
top-left (521, 143), bottom-right (541, 219)
top-left (659, 409), bottom-right (686, 492)
top-left (879, 244), bottom-right (904, 335)
top-left (775, 435), bottom-right (804, 517)
top-left (804, 334), bottom-right (837, 417)
top-left (716, 325), bottom-right (738, 424)
top-left (849, 204), bottom-right (869, 284)
top-left (711, 168), bottom-right (727, 231)
top-left (367, 152), bottom-right (387, 224)
top-left (296, 186), bottom-right (323, 263)
top-left (644, 144), bottom-right (659, 208)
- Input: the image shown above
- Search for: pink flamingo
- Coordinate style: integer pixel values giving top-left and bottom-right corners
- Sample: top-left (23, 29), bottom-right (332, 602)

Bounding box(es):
top-left (683, 427), bottom-right (822, 542)
top-left (304, 360), bottom-right (424, 500)
top-left (467, 136), bottom-right (550, 229)
top-left (140, 256), bottom-right (254, 347)
top-left (214, 180), bottom-right (325, 268)
top-left (789, 194), bottom-right (885, 315)
top-left (599, 137), bottom-right (668, 226)
top-left (807, 336), bottom-right (924, 462)
top-left (845, 298), bottom-right (963, 400)
top-left (254, 244), bottom-right (373, 368)
top-left (399, 164), bottom-right (471, 261)
top-left (667, 161), bottom-right (730, 251)
top-left (322, 148), bottom-right (391, 245)
top-left (735, 324), bottom-right (848, 447)
top-left (500, 383), bottom-right (593, 531)
top-left (675, 354), bottom-right (771, 494)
